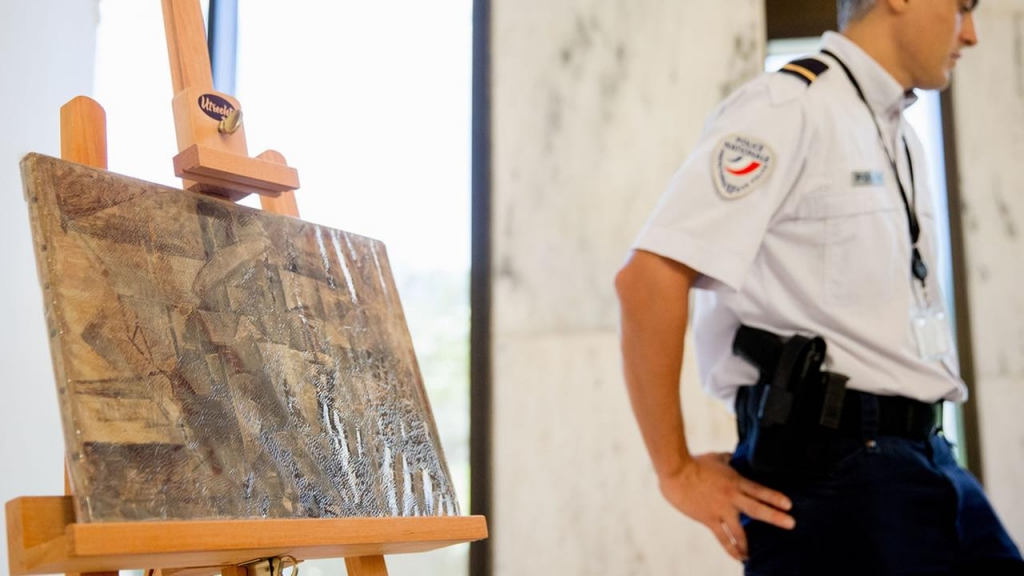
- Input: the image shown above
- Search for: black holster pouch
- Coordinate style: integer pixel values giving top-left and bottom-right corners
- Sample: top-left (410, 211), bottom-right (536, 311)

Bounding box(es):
top-left (733, 325), bottom-right (850, 477)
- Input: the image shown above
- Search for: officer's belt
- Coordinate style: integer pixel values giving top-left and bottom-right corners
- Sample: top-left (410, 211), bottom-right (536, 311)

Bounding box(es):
top-left (733, 325), bottom-right (940, 440)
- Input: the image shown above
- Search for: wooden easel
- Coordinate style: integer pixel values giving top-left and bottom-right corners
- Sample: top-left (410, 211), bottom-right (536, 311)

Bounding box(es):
top-left (5, 2), bottom-right (486, 575)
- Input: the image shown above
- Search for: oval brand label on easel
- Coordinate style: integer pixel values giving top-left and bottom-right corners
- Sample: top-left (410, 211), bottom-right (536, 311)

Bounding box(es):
top-left (197, 94), bottom-right (236, 121)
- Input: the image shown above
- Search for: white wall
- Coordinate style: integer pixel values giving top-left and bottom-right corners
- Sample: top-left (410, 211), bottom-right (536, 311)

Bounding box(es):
top-left (951, 0), bottom-right (1024, 545)
top-left (490, 1), bottom-right (764, 573)
top-left (0, 2), bottom-right (99, 575)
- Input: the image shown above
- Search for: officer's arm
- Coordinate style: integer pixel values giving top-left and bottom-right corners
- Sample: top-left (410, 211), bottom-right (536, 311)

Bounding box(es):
top-left (615, 249), bottom-right (697, 479)
top-left (616, 249), bottom-right (795, 562)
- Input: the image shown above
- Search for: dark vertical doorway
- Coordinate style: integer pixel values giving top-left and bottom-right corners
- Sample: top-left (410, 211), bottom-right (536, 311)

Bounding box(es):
top-left (470, 1), bottom-right (493, 574)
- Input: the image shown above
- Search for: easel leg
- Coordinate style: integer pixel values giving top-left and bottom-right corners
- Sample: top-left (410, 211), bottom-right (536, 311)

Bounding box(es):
top-left (256, 150), bottom-right (300, 218)
top-left (59, 95), bottom-right (136, 576)
top-left (60, 96), bottom-right (109, 576)
top-left (344, 556), bottom-right (388, 576)
top-left (60, 96), bottom-right (108, 169)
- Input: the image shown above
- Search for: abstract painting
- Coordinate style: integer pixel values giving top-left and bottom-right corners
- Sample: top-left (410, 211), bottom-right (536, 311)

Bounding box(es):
top-left (21, 153), bottom-right (459, 522)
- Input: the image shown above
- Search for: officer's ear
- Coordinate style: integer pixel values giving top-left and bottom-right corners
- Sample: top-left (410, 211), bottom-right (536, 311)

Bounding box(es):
top-left (884, 0), bottom-right (912, 16)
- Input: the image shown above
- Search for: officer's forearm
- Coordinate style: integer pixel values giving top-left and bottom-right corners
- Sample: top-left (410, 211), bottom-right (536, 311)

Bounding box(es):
top-left (615, 251), bottom-right (697, 480)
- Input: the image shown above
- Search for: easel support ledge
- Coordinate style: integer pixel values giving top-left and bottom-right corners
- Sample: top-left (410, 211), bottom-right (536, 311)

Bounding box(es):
top-left (6, 496), bottom-right (487, 576)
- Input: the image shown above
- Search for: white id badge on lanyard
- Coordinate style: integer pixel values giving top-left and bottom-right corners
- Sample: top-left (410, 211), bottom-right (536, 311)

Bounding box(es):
top-left (910, 304), bottom-right (954, 361)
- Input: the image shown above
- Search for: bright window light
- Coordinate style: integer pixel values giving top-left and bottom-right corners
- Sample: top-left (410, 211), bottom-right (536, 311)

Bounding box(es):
top-left (93, 2), bottom-right (473, 574)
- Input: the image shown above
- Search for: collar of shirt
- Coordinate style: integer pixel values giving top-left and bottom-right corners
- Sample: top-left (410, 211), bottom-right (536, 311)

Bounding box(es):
top-left (821, 32), bottom-right (918, 129)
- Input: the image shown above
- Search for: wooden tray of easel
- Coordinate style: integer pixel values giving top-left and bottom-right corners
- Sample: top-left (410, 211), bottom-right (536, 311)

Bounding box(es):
top-left (4, 2), bottom-right (486, 575)
top-left (7, 496), bottom-right (486, 576)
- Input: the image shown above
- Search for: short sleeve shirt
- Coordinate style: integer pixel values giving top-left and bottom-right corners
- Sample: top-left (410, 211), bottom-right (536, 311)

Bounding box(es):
top-left (633, 32), bottom-right (965, 408)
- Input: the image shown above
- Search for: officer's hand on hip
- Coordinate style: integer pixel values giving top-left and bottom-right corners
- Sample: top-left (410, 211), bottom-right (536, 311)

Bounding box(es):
top-left (658, 452), bottom-right (795, 562)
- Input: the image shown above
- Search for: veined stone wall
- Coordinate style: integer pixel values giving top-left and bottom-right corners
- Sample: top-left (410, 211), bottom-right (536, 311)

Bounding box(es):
top-left (951, 0), bottom-right (1024, 546)
top-left (490, 1), bottom-right (765, 573)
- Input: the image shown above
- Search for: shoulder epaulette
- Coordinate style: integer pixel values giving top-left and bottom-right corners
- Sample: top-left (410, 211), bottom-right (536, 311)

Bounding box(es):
top-left (778, 57), bottom-right (830, 86)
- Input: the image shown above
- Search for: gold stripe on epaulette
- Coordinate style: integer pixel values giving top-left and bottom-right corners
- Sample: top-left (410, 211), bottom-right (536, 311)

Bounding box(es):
top-left (781, 63), bottom-right (817, 83)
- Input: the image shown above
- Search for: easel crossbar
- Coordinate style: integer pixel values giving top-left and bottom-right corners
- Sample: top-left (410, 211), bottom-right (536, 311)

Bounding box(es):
top-left (6, 497), bottom-right (487, 576)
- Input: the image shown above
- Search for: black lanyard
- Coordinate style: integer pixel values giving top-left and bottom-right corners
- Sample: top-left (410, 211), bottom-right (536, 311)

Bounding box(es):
top-left (821, 49), bottom-right (928, 286)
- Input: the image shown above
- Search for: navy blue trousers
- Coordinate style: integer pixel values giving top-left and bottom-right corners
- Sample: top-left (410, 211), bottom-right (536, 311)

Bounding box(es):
top-left (731, 426), bottom-right (1023, 575)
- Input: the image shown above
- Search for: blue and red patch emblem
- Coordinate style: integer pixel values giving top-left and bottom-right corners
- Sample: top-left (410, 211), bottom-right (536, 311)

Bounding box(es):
top-left (712, 134), bottom-right (775, 200)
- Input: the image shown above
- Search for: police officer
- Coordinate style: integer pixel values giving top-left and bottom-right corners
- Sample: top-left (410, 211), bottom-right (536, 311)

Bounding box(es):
top-left (615, 0), bottom-right (1024, 573)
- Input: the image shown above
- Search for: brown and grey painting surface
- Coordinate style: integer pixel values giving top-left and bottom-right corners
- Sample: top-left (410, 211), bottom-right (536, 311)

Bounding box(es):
top-left (21, 153), bottom-right (457, 523)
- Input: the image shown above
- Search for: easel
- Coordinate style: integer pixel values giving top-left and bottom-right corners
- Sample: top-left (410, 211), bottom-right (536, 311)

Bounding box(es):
top-left (5, 1), bottom-right (486, 575)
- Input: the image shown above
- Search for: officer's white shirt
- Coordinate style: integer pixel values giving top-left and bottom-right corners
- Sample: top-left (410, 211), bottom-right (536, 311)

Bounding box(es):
top-left (633, 31), bottom-right (965, 408)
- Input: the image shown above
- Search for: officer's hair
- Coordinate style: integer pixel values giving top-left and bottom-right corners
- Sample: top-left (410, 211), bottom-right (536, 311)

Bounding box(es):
top-left (836, 0), bottom-right (875, 29)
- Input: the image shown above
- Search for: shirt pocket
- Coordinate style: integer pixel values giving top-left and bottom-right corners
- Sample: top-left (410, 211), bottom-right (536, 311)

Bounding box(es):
top-left (798, 187), bottom-right (906, 308)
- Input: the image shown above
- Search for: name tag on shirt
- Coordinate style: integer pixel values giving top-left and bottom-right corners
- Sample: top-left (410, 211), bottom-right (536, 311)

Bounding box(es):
top-left (852, 170), bottom-right (885, 187)
top-left (911, 304), bottom-right (954, 362)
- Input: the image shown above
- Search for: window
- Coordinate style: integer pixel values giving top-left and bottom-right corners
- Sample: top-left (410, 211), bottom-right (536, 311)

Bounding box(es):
top-left (94, 0), bottom-right (206, 187)
top-left (94, 2), bottom-right (473, 574)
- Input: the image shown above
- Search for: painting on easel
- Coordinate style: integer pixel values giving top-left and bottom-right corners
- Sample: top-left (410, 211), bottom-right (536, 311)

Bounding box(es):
top-left (22, 153), bottom-right (460, 523)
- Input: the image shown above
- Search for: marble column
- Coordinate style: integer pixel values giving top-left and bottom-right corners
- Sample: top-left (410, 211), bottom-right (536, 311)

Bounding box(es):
top-left (490, 1), bottom-right (764, 573)
top-left (951, 0), bottom-right (1024, 546)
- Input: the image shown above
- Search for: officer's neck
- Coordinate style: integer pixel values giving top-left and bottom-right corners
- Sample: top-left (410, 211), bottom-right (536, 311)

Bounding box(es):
top-left (840, 24), bottom-right (913, 91)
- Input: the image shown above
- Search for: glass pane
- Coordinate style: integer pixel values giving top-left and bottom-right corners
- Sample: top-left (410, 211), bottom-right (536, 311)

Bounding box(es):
top-left (93, 0), bottom-right (472, 572)
top-left (94, 0), bottom-right (209, 187)
top-left (235, 2), bottom-right (472, 574)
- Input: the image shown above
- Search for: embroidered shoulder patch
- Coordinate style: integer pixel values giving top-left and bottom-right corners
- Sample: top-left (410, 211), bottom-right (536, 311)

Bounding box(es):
top-left (712, 134), bottom-right (776, 200)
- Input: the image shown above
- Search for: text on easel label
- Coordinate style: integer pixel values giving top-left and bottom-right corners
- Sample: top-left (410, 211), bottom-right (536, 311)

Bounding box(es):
top-left (198, 94), bottom-right (236, 121)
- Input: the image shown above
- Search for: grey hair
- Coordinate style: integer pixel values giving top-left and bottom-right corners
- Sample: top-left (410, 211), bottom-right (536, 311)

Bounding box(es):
top-left (837, 0), bottom-right (876, 29)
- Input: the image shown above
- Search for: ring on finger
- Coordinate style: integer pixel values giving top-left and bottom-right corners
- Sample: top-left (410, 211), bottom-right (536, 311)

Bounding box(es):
top-left (720, 521), bottom-right (739, 549)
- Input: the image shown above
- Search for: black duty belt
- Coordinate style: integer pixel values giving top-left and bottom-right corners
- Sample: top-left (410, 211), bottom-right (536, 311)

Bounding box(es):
top-left (733, 325), bottom-right (940, 441)
top-left (735, 384), bottom-right (938, 441)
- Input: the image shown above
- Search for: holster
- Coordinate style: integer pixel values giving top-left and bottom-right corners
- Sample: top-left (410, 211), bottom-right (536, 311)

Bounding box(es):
top-left (733, 325), bottom-right (850, 476)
